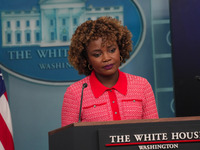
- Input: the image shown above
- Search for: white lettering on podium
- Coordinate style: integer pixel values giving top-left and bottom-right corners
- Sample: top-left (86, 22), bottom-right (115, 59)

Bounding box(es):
top-left (171, 131), bottom-right (199, 140)
top-left (109, 135), bottom-right (130, 143)
top-left (134, 133), bottom-right (168, 141)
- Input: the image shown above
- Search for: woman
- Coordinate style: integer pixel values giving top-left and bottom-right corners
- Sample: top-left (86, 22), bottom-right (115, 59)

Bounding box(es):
top-left (61, 16), bottom-right (158, 126)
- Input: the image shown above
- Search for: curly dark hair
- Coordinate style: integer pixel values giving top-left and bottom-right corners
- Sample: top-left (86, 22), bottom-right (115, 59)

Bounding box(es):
top-left (68, 16), bottom-right (133, 76)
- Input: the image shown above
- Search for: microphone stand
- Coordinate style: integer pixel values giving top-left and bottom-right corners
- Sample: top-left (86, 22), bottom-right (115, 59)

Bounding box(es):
top-left (78, 83), bottom-right (87, 122)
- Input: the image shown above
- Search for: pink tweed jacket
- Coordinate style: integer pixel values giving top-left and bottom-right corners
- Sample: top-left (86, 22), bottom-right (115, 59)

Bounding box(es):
top-left (61, 70), bottom-right (159, 126)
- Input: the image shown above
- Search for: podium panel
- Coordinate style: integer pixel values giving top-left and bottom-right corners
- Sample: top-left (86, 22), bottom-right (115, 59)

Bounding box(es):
top-left (49, 117), bottom-right (200, 150)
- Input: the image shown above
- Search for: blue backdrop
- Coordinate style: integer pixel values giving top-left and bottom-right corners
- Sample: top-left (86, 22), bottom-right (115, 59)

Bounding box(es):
top-left (0, 0), bottom-right (174, 150)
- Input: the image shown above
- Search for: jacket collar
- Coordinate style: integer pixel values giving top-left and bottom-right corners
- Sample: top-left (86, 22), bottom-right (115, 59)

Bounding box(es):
top-left (90, 69), bottom-right (127, 98)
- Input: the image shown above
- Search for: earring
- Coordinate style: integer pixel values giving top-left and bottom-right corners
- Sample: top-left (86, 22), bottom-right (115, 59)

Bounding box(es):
top-left (120, 56), bottom-right (123, 63)
top-left (88, 64), bottom-right (93, 70)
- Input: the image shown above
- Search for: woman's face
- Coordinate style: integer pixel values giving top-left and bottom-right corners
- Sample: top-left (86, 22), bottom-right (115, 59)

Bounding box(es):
top-left (87, 38), bottom-right (121, 77)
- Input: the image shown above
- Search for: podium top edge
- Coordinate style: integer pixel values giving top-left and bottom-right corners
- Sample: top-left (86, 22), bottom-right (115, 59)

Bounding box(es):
top-left (73, 116), bottom-right (200, 126)
top-left (48, 116), bottom-right (200, 135)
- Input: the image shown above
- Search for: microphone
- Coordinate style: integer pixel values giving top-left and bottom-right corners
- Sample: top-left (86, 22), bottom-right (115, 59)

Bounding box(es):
top-left (78, 83), bottom-right (88, 122)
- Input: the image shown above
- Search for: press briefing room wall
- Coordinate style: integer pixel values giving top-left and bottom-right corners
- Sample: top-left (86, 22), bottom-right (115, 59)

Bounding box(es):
top-left (0, 0), bottom-right (175, 150)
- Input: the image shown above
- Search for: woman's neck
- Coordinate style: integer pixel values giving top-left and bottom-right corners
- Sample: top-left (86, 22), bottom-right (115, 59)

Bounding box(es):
top-left (95, 71), bottom-right (119, 88)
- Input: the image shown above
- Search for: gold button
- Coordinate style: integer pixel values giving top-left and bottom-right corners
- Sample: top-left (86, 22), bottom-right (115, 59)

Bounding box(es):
top-left (133, 100), bottom-right (136, 102)
top-left (94, 105), bottom-right (96, 108)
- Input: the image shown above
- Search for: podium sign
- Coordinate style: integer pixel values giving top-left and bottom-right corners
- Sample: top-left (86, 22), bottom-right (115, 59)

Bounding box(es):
top-left (98, 121), bottom-right (200, 150)
top-left (49, 117), bottom-right (200, 150)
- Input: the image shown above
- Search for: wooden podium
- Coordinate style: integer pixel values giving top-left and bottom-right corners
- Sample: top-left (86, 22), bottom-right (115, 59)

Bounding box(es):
top-left (49, 116), bottom-right (200, 150)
